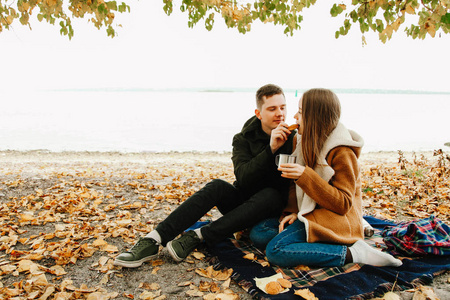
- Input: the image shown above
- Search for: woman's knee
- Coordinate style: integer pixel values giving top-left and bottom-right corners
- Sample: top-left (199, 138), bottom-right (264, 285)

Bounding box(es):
top-left (265, 240), bottom-right (285, 266)
top-left (249, 219), bottom-right (278, 249)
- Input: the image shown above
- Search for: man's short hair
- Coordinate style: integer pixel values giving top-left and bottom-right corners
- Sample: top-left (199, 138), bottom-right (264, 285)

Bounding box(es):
top-left (256, 84), bottom-right (285, 109)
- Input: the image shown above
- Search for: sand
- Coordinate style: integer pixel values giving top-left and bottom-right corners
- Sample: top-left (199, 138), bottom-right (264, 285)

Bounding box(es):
top-left (0, 150), bottom-right (448, 300)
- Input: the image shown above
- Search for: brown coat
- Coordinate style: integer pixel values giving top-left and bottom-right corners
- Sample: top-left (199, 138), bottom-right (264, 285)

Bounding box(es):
top-left (286, 123), bottom-right (364, 245)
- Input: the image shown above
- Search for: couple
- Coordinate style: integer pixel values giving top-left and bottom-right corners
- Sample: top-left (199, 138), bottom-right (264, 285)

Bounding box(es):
top-left (114, 84), bottom-right (402, 269)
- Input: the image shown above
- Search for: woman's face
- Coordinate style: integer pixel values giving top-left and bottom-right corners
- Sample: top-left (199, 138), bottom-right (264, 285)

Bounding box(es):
top-left (294, 98), bottom-right (303, 135)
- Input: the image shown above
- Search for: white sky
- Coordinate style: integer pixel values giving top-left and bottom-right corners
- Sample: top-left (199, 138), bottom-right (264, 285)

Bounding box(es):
top-left (1, 1), bottom-right (449, 92)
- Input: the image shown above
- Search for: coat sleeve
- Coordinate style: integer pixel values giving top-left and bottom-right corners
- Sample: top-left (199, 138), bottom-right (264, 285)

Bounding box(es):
top-left (231, 134), bottom-right (275, 188)
top-left (295, 147), bottom-right (358, 215)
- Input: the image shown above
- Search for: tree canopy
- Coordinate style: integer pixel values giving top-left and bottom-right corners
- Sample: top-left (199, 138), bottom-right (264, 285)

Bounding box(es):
top-left (1, 0), bottom-right (449, 43)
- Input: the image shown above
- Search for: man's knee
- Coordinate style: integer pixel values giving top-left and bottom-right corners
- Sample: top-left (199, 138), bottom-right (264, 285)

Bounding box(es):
top-left (208, 178), bottom-right (228, 186)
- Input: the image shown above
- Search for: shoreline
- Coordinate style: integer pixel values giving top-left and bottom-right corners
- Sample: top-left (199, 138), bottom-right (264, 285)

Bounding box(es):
top-left (0, 149), bottom-right (440, 164)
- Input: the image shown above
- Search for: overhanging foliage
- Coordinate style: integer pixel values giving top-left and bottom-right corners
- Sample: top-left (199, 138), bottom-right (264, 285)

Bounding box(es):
top-left (1, 0), bottom-right (449, 42)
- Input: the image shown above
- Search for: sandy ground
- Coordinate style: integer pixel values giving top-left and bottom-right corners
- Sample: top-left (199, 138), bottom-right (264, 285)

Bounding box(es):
top-left (0, 150), bottom-right (449, 300)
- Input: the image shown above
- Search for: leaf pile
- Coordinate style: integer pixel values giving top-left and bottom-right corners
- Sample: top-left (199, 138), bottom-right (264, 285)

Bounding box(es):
top-left (362, 150), bottom-right (450, 224)
top-left (0, 154), bottom-right (238, 299)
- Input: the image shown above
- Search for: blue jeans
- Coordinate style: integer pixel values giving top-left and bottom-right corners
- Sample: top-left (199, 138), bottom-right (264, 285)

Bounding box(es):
top-left (250, 218), bottom-right (348, 267)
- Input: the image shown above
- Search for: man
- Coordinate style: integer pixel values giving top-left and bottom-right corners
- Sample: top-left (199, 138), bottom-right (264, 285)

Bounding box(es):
top-left (114, 84), bottom-right (296, 267)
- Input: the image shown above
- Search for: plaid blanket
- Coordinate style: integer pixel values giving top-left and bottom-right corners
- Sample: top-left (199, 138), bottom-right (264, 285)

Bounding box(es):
top-left (206, 217), bottom-right (450, 300)
top-left (382, 215), bottom-right (450, 256)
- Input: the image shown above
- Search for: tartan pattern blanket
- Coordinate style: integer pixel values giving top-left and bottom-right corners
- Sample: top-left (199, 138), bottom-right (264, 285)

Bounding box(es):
top-left (206, 217), bottom-right (450, 300)
top-left (382, 215), bottom-right (450, 256)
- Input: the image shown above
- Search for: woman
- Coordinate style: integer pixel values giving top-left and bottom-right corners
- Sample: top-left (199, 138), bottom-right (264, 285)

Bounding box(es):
top-left (250, 88), bottom-right (402, 268)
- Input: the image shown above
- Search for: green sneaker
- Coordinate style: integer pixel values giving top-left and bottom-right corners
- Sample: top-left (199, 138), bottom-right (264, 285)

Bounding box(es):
top-left (167, 231), bottom-right (201, 262)
top-left (113, 237), bottom-right (159, 268)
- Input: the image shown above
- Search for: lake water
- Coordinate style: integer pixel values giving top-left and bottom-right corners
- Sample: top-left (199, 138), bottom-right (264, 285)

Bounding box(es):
top-left (1, 89), bottom-right (449, 153)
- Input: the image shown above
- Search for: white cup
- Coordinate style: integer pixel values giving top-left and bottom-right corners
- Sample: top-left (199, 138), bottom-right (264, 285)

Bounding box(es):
top-left (275, 154), bottom-right (297, 166)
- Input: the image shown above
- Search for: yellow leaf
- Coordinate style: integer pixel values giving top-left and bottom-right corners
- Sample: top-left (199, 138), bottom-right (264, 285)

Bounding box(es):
top-left (294, 288), bottom-right (318, 300)
top-left (99, 273), bottom-right (109, 285)
top-left (414, 286), bottom-right (439, 300)
top-left (294, 265), bottom-right (311, 271)
top-left (98, 256), bottom-right (110, 266)
top-left (92, 239), bottom-right (108, 247)
top-left (0, 264), bottom-right (17, 274)
top-left (405, 3), bottom-right (415, 14)
top-left (139, 282), bottom-right (160, 290)
top-left (222, 278), bottom-right (231, 288)
top-left (19, 213), bottom-right (35, 222)
top-left (243, 253), bottom-right (255, 260)
top-left (53, 292), bottom-right (73, 300)
top-left (186, 289), bottom-right (203, 297)
top-left (192, 251), bottom-right (205, 260)
top-left (151, 259), bottom-right (164, 266)
top-left (5, 288), bottom-right (22, 296)
top-left (177, 281), bottom-right (192, 287)
top-left (199, 280), bottom-right (211, 292)
top-left (102, 244), bottom-right (119, 253)
top-left (17, 259), bottom-right (38, 273)
top-left (86, 292), bottom-right (108, 300)
top-left (139, 291), bottom-right (156, 300)
top-left (426, 23), bottom-right (436, 38)
top-left (40, 285), bottom-right (56, 300)
top-left (30, 273), bottom-right (49, 286)
top-left (213, 268), bottom-right (233, 281)
top-left (214, 293), bottom-right (239, 300)
top-left (49, 265), bottom-right (67, 276)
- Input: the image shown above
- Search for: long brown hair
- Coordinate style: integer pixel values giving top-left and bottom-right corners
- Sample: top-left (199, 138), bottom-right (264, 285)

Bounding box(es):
top-left (301, 88), bottom-right (341, 169)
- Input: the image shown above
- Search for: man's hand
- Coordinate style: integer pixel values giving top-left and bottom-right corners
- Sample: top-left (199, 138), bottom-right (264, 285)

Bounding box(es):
top-left (270, 122), bottom-right (292, 154)
top-left (278, 213), bottom-right (298, 233)
top-left (278, 163), bottom-right (305, 180)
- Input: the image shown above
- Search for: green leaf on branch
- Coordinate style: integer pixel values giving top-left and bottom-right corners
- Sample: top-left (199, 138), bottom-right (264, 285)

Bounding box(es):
top-left (441, 13), bottom-right (450, 24)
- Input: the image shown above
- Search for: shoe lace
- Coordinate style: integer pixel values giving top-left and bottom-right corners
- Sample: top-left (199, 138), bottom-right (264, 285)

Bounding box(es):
top-left (128, 238), bottom-right (152, 253)
top-left (179, 233), bottom-right (198, 250)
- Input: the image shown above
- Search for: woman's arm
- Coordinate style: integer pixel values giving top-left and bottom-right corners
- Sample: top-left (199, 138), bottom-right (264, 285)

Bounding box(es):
top-left (278, 146), bottom-right (358, 215)
top-left (297, 147), bottom-right (359, 215)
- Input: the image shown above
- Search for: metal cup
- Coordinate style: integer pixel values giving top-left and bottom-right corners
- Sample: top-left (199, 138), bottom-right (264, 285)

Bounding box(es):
top-left (275, 154), bottom-right (297, 166)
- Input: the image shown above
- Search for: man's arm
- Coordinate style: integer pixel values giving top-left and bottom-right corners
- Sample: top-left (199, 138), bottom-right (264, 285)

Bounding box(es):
top-left (231, 134), bottom-right (275, 189)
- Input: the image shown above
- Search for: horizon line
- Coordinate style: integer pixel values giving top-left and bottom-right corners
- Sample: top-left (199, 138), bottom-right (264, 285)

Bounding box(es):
top-left (48, 87), bottom-right (450, 95)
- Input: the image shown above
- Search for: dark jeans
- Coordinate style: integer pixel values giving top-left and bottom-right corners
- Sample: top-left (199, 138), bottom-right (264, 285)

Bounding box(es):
top-left (155, 179), bottom-right (284, 246)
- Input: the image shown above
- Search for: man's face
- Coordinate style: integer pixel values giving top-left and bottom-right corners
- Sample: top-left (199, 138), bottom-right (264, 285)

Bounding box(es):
top-left (255, 93), bottom-right (287, 135)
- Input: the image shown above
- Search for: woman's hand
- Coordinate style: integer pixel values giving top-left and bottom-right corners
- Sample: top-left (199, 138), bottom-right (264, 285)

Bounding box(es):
top-left (278, 213), bottom-right (298, 233)
top-left (278, 163), bottom-right (305, 180)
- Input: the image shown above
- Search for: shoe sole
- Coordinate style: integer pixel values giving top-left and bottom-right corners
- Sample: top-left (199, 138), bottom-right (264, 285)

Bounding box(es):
top-left (113, 254), bottom-right (158, 268)
top-left (166, 241), bottom-right (183, 262)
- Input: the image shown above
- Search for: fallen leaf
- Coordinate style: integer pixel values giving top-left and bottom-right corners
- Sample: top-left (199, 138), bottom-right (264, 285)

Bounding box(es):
top-left (294, 265), bottom-right (311, 271)
top-left (186, 289), bottom-right (203, 297)
top-left (214, 292), bottom-right (239, 300)
top-left (192, 251), bottom-right (205, 260)
top-left (177, 281), bottom-right (192, 287)
top-left (294, 288), bottom-right (318, 300)
top-left (373, 291), bottom-right (400, 300)
top-left (412, 286), bottom-right (439, 300)
top-left (139, 291), bottom-right (157, 300)
top-left (243, 253), bottom-right (255, 260)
